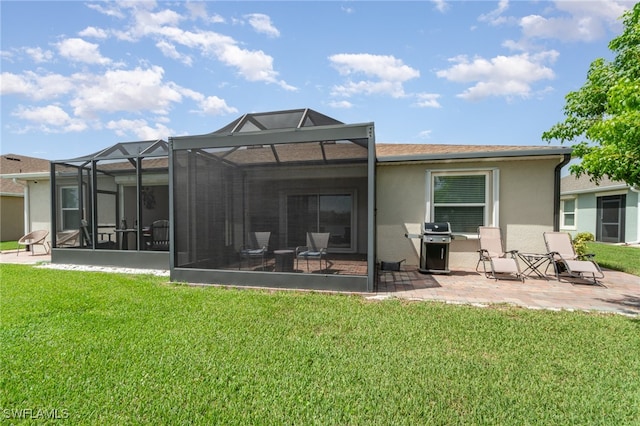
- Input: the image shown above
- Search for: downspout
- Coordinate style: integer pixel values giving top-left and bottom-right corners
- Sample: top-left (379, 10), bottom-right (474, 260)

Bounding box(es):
top-left (630, 185), bottom-right (640, 244)
top-left (13, 178), bottom-right (30, 236)
top-left (553, 153), bottom-right (572, 231)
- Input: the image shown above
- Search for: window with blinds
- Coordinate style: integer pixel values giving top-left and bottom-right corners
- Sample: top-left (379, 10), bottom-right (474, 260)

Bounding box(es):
top-left (432, 173), bottom-right (488, 233)
top-left (561, 198), bottom-right (576, 229)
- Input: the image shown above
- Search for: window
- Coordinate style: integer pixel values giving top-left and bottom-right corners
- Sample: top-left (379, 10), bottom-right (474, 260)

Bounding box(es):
top-left (60, 186), bottom-right (80, 230)
top-left (561, 198), bottom-right (576, 229)
top-left (427, 170), bottom-right (497, 234)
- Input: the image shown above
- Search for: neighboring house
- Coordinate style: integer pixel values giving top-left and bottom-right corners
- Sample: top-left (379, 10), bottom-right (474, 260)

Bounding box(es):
top-left (0, 154), bottom-right (50, 242)
top-left (560, 174), bottom-right (639, 244)
top-left (7, 109), bottom-right (572, 292)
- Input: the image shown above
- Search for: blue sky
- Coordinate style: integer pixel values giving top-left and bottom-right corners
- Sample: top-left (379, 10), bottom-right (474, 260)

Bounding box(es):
top-left (0, 1), bottom-right (634, 160)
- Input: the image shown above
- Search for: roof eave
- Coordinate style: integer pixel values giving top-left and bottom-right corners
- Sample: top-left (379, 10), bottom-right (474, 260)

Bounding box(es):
top-left (376, 147), bottom-right (572, 163)
top-left (0, 171), bottom-right (51, 180)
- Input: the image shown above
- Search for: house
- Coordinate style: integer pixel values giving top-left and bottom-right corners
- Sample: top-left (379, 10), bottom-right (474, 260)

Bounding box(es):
top-left (560, 174), bottom-right (639, 244)
top-left (0, 154), bottom-right (50, 242)
top-left (376, 143), bottom-right (571, 270)
top-left (8, 109), bottom-right (572, 292)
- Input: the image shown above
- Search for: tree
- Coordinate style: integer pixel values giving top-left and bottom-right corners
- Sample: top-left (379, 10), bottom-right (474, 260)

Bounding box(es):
top-left (542, 3), bottom-right (640, 188)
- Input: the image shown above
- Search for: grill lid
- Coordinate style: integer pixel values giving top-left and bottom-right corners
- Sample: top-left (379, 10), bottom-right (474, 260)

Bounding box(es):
top-left (423, 222), bottom-right (452, 234)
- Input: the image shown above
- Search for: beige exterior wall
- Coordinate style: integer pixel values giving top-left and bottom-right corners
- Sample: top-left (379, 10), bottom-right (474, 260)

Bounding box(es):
top-left (27, 180), bottom-right (52, 245)
top-left (375, 156), bottom-right (562, 270)
top-left (0, 195), bottom-right (25, 241)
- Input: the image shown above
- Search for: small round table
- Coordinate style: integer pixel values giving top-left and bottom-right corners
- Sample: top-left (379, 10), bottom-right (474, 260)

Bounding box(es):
top-left (274, 250), bottom-right (294, 272)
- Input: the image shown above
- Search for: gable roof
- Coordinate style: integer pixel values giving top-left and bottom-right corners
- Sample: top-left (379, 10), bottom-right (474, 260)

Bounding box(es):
top-left (561, 173), bottom-right (630, 194)
top-left (0, 154), bottom-right (50, 195)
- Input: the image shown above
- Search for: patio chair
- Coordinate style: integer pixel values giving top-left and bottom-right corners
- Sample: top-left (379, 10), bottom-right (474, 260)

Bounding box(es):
top-left (543, 232), bottom-right (604, 285)
top-left (17, 229), bottom-right (49, 256)
top-left (239, 231), bottom-right (270, 270)
top-left (476, 226), bottom-right (524, 281)
top-left (296, 232), bottom-right (330, 273)
top-left (56, 230), bottom-right (80, 248)
top-left (149, 220), bottom-right (170, 251)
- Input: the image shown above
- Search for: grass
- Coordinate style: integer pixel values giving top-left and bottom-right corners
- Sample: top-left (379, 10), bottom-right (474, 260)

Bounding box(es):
top-left (1, 264), bottom-right (639, 424)
top-left (587, 242), bottom-right (640, 276)
top-left (0, 240), bottom-right (19, 251)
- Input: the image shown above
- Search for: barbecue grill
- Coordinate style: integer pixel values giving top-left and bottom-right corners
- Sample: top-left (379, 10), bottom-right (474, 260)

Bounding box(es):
top-left (406, 222), bottom-right (452, 274)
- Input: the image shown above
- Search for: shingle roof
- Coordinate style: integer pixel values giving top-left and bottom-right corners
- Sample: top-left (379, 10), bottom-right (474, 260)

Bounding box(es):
top-left (561, 173), bottom-right (629, 193)
top-left (0, 154), bottom-right (50, 195)
top-left (376, 143), bottom-right (570, 160)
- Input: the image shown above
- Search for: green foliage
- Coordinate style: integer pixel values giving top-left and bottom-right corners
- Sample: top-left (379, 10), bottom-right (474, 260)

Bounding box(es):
top-left (1, 264), bottom-right (640, 424)
top-left (572, 232), bottom-right (595, 258)
top-left (543, 4), bottom-right (640, 187)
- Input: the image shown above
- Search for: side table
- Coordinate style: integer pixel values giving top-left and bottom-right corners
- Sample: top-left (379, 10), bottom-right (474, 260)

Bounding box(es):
top-left (274, 250), bottom-right (294, 272)
top-left (517, 253), bottom-right (553, 279)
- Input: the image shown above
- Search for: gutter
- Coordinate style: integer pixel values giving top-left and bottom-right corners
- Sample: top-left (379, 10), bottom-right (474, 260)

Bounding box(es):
top-left (630, 185), bottom-right (640, 244)
top-left (553, 153), bottom-right (572, 231)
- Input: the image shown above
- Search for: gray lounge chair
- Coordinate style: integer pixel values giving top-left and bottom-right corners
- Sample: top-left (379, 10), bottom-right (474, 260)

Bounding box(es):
top-left (476, 226), bottom-right (523, 281)
top-left (543, 232), bottom-right (604, 285)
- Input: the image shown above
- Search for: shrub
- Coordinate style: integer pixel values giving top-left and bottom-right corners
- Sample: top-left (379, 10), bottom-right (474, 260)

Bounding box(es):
top-left (573, 232), bottom-right (595, 258)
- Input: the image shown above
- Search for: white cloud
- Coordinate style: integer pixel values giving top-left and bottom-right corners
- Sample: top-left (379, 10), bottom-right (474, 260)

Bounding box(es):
top-left (106, 118), bottom-right (172, 140)
top-left (413, 93), bottom-right (442, 108)
top-left (156, 40), bottom-right (193, 66)
top-left (12, 104), bottom-right (87, 133)
top-left (112, 5), bottom-right (294, 90)
top-left (56, 38), bottom-right (111, 65)
top-left (436, 51), bottom-right (558, 100)
top-left (0, 71), bottom-right (74, 100)
top-left (24, 47), bottom-right (54, 63)
top-left (79, 26), bottom-right (109, 39)
top-left (328, 100), bottom-right (353, 109)
top-left (478, 0), bottom-right (510, 26)
top-left (245, 13), bottom-right (280, 38)
top-left (520, 1), bottom-right (630, 42)
top-left (419, 130), bottom-right (433, 139)
top-left (431, 0), bottom-right (449, 13)
top-left (86, 2), bottom-right (126, 19)
top-left (329, 53), bottom-right (420, 98)
top-left (70, 66), bottom-right (182, 117)
top-left (196, 95), bottom-right (238, 116)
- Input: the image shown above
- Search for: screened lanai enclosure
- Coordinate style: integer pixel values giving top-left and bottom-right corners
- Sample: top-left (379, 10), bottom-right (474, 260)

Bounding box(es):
top-left (171, 109), bottom-right (376, 292)
top-left (50, 140), bottom-right (170, 269)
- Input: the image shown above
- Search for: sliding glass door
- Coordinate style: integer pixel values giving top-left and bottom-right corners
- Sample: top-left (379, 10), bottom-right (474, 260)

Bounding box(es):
top-left (286, 193), bottom-right (353, 250)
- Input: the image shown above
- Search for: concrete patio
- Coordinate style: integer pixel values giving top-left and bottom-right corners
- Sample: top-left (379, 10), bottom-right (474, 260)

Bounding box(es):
top-left (2, 250), bottom-right (639, 316)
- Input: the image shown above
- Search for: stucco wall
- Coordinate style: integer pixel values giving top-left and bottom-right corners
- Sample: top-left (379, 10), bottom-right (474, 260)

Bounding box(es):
top-left (564, 189), bottom-right (639, 243)
top-left (27, 180), bottom-right (52, 244)
top-left (376, 157), bottom-right (561, 270)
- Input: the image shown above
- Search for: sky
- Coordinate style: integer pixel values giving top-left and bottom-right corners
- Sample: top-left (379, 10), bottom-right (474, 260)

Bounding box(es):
top-left (0, 0), bottom-right (635, 161)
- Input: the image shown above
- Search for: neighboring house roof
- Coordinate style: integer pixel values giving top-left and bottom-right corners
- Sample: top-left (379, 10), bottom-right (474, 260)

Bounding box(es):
top-left (376, 143), bottom-right (571, 162)
top-left (0, 154), bottom-right (50, 195)
top-left (561, 174), bottom-right (630, 195)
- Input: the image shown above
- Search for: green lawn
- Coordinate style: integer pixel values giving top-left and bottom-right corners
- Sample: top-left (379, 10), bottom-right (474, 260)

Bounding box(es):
top-left (1, 264), bottom-right (639, 424)
top-left (587, 242), bottom-right (640, 276)
top-left (0, 240), bottom-right (19, 251)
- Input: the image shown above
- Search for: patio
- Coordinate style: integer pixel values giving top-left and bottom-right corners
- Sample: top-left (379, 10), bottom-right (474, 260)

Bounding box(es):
top-left (1, 251), bottom-right (638, 316)
top-left (375, 265), bottom-right (640, 316)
